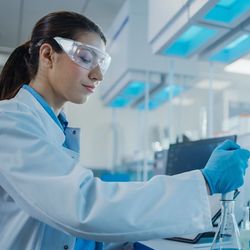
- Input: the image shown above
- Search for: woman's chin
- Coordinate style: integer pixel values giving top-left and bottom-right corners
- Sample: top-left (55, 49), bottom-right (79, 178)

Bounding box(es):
top-left (77, 95), bottom-right (89, 104)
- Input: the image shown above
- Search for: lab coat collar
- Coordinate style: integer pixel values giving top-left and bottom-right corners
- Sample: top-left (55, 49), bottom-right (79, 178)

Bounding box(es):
top-left (17, 87), bottom-right (81, 153)
top-left (21, 85), bottom-right (82, 153)
top-left (22, 84), bottom-right (65, 132)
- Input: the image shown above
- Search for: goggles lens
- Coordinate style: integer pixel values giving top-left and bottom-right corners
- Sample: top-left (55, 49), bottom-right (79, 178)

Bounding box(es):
top-left (53, 36), bottom-right (111, 75)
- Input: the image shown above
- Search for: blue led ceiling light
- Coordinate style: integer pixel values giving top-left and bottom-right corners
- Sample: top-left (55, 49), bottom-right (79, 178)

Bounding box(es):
top-left (121, 81), bottom-right (146, 96)
top-left (204, 0), bottom-right (250, 24)
top-left (136, 85), bottom-right (183, 110)
top-left (108, 96), bottom-right (131, 108)
top-left (161, 25), bottom-right (218, 57)
top-left (209, 34), bottom-right (250, 63)
top-left (108, 80), bottom-right (153, 108)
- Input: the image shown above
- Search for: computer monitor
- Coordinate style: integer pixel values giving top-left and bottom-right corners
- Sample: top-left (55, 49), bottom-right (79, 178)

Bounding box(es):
top-left (166, 135), bottom-right (237, 176)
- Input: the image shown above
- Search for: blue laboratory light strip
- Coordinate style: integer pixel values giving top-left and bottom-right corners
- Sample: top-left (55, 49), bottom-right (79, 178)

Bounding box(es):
top-left (161, 25), bottom-right (217, 57)
top-left (108, 96), bottom-right (131, 108)
top-left (204, 0), bottom-right (250, 24)
top-left (136, 85), bottom-right (183, 110)
top-left (108, 80), bottom-right (152, 108)
top-left (209, 34), bottom-right (250, 63)
top-left (112, 16), bottom-right (129, 42)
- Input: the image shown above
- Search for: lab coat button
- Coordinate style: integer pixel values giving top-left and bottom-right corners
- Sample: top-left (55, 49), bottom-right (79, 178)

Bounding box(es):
top-left (72, 130), bottom-right (76, 135)
top-left (63, 245), bottom-right (68, 249)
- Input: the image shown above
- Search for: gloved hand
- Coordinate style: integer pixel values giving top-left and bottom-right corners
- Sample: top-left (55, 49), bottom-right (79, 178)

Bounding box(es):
top-left (201, 140), bottom-right (250, 195)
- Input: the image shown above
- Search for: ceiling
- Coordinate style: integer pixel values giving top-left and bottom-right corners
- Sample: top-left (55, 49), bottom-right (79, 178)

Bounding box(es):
top-left (1, 0), bottom-right (250, 88)
top-left (0, 0), bottom-right (124, 49)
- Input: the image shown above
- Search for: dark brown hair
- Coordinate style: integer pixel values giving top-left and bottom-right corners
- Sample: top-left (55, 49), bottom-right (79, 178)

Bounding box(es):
top-left (0, 11), bottom-right (106, 100)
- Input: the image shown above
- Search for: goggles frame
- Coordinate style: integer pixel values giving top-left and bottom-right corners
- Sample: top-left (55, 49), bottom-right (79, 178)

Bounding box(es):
top-left (53, 36), bottom-right (111, 75)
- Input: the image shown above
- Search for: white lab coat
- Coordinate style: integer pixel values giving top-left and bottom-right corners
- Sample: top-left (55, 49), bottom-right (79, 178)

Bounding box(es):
top-left (0, 88), bottom-right (212, 250)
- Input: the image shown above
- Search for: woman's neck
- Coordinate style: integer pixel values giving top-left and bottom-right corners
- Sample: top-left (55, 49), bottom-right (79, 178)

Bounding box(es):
top-left (29, 77), bottom-right (64, 115)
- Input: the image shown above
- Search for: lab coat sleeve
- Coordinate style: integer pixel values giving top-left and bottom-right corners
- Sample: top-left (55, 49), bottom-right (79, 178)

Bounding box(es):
top-left (0, 107), bottom-right (212, 242)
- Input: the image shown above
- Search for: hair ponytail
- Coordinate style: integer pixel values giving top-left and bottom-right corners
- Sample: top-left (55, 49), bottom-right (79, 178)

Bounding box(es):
top-left (0, 41), bottom-right (31, 100)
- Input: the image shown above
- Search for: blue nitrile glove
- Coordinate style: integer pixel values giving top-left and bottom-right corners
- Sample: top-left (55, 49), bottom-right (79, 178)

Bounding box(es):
top-left (201, 140), bottom-right (250, 195)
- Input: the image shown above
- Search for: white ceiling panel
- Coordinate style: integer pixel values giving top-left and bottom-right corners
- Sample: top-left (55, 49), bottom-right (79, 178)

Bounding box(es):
top-left (0, 0), bottom-right (124, 50)
top-left (83, 0), bottom-right (125, 33)
top-left (20, 0), bottom-right (88, 43)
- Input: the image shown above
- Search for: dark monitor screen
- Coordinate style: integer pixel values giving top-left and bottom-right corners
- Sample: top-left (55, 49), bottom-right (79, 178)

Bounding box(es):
top-left (166, 135), bottom-right (237, 176)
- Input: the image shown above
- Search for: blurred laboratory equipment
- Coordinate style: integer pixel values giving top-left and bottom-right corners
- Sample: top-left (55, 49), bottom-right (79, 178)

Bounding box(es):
top-left (240, 202), bottom-right (250, 250)
top-left (211, 192), bottom-right (242, 250)
top-left (199, 106), bottom-right (208, 139)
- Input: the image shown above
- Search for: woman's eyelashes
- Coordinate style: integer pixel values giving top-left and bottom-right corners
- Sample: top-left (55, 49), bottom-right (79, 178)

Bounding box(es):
top-left (78, 50), bottom-right (93, 64)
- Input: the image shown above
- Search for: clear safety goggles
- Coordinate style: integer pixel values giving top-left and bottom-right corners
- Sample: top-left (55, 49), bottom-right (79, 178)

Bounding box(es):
top-left (53, 36), bottom-right (111, 75)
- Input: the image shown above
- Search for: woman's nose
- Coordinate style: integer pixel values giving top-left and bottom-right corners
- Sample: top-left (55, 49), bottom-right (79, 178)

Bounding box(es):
top-left (88, 65), bottom-right (103, 82)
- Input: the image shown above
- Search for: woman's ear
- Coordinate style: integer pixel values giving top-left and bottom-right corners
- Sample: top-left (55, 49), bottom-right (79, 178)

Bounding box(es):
top-left (39, 43), bottom-right (54, 68)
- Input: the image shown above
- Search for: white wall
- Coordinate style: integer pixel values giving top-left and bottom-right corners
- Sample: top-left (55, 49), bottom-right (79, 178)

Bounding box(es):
top-left (65, 84), bottom-right (225, 170)
top-left (65, 88), bottom-right (143, 169)
top-left (66, 89), bottom-right (112, 169)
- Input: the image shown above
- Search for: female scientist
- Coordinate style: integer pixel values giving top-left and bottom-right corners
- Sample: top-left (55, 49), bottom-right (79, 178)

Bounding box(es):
top-left (0, 11), bottom-right (249, 250)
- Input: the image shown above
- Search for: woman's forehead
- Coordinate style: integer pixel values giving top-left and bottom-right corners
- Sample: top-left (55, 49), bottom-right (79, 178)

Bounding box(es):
top-left (75, 32), bottom-right (106, 52)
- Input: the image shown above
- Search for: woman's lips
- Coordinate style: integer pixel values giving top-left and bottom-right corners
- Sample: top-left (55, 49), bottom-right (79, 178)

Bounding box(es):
top-left (81, 84), bottom-right (95, 93)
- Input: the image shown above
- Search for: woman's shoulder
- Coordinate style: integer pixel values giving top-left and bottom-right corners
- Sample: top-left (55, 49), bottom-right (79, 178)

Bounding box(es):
top-left (0, 91), bottom-right (47, 136)
top-left (0, 89), bottom-right (43, 124)
top-left (0, 96), bottom-right (35, 115)
top-left (0, 88), bottom-right (39, 113)
top-left (0, 88), bottom-right (63, 140)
